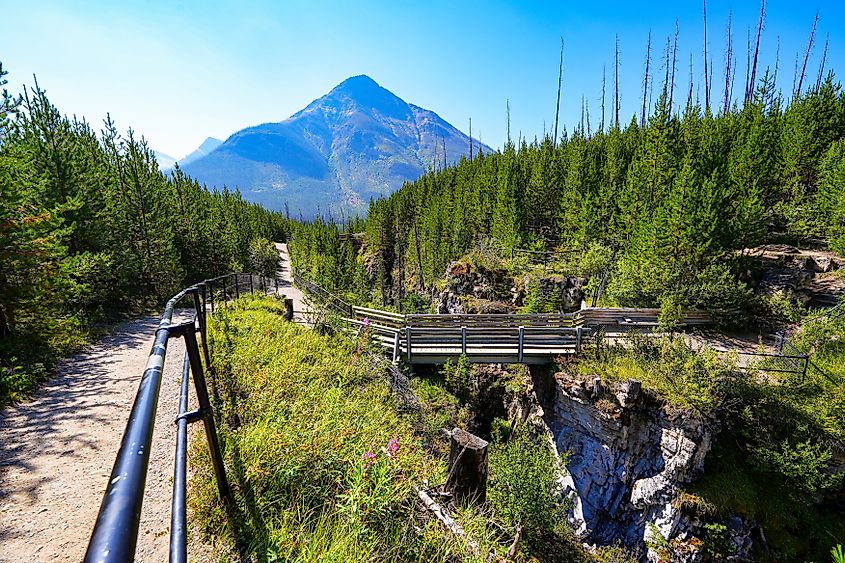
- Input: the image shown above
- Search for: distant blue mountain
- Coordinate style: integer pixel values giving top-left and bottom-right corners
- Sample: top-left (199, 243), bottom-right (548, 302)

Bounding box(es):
top-left (182, 75), bottom-right (492, 218)
top-left (179, 137), bottom-right (222, 167)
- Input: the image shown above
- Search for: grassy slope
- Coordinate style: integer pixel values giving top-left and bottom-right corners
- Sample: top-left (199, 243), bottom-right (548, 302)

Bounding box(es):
top-left (190, 296), bottom-right (594, 562)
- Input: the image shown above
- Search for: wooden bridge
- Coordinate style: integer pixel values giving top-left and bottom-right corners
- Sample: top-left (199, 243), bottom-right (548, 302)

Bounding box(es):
top-left (291, 270), bottom-right (711, 365)
top-left (342, 305), bottom-right (710, 365)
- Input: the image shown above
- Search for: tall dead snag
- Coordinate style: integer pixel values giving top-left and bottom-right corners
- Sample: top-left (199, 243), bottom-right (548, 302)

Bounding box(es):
top-left (468, 118), bottom-right (473, 161)
top-left (745, 27), bottom-right (752, 104)
top-left (585, 98), bottom-right (591, 137)
top-left (580, 95), bottom-right (585, 134)
top-left (795, 12), bottom-right (819, 97)
top-left (553, 37), bottom-right (564, 146)
top-left (723, 11), bottom-right (735, 114)
top-left (614, 35), bottom-right (620, 128)
top-left (669, 20), bottom-right (679, 112)
top-left (816, 34), bottom-right (830, 92)
top-left (662, 37), bottom-right (671, 100)
top-left (687, 53), bottom-right (695, 111)
top-left (601, 65), bottom-right (607, 131)
top-left (703, 0), bottom-right (710, 112)
top-left (746, 0), bottom-right (766, 103)
top-left (446, 428), bottom-right (489, 505)
top-left (642, 31), bottom-right (652, 126)
top-left (506, 99), bottom-right (511, 144)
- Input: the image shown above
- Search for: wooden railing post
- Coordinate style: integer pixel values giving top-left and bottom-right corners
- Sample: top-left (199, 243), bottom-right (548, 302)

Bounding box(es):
top-left (576, 326), bottom-right (583, 355)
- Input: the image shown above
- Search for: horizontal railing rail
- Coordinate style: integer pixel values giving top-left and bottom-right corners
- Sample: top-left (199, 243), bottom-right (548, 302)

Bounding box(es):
top-left (85, 272), bottom-right (284, 563)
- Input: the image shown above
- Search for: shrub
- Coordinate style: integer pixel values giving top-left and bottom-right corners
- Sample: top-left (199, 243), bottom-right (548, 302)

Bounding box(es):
top-left (488, 432), bottom-right (569, 534)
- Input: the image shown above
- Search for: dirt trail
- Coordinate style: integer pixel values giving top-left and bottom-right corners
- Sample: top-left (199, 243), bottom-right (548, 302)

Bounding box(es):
top-left (0, 244), bottom-right (304, 562)
top-left (275, 242), bottom-right (309, 322)
top-left (0, 313), bottom-right (194, 562)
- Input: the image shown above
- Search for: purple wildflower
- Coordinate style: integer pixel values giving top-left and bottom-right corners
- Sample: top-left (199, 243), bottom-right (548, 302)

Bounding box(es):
top-left (362, 450), bottom-right (376, 469)
top-left (362, 317), bottom-right (371, 327)
top-left (387, 436), bottom-right (399, 458)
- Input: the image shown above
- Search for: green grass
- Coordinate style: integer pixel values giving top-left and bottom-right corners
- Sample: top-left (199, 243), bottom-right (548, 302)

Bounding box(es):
top-left (576, 334), bottom-right (731, 414)
top-left (191, 295), bottom-right (597, 561)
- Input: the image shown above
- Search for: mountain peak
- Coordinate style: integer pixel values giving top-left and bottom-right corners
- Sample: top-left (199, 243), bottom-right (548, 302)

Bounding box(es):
top-left (182, 78), bottom-right (494, 218)
top-left (334, 74), bottom-right (380, 91)
top-left (324, 75), bottom-right (410, 120)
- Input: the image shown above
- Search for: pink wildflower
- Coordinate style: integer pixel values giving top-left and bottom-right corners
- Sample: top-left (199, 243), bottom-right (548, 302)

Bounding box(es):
top-left (362, 450), bottom-right (376, 469)
top-left (387, 436), bottom-right (399, 458)
top-left (362, 317), bottom-right (370, 327)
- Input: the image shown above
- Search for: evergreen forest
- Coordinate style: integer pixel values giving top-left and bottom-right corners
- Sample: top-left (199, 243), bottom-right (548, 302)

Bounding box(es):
top-left (290, 72), bottom-right (845, 322)
top-left (0, 62), bottom-right (287, 403)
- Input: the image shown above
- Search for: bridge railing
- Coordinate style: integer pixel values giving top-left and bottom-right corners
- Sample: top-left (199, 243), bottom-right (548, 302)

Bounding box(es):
top-left (84, 272), bottom-right (282, 563)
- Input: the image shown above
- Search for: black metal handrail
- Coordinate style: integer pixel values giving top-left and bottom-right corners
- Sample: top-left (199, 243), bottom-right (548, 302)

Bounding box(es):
top-left (84, 272), bottom-right (282, 563)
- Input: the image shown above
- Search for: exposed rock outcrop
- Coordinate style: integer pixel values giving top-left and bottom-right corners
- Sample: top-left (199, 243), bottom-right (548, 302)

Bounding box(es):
top-left (749, 245), bottom-right (845, 308)
top-left (518, 371), bottom-right (720, 562)
top-left (434, 259), bottom-right (587, 314)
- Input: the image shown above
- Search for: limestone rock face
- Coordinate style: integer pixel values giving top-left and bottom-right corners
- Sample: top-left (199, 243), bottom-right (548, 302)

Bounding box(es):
top-left (543, 373), bottom-right (716, 562)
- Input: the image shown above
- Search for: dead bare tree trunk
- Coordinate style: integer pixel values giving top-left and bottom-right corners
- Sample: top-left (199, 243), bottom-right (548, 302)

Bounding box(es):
top-left (687, 53), bottom-right (695, 112)
top-left (601, 65), bottom-right (607, 131)
top-left (506, 99), bottom-right (511, 144)
top-left (816, 34), bottom-right (830, 92)
top-left (724, 11), bottom-right (736, 114)
top-left (662, 37), bottom-right (671, 100)
top-left (468, 118), bottom-right (473, 161)
top-left (586, 98), bottom-right (591, 137)
top-left (446, 428), bottom-right (489, 505)
top-left (747, 0), bottom-right (766, 103)
top-left (614, 35), bottom-right (620, 128)
top-left (642, 31), bottom-right (652, 126)
top-left (703, 0), bottom-right (711, 112)
top-left (669, 20), bottom-right (679, 113)
top-left (554, 37), bottom-right (564, 146)
top-left (795, 11), bottom-right (819, 97)
top-left (745, 27), bottom-right (752, 105)
top-left (580, 95), bottom-right (585, 135)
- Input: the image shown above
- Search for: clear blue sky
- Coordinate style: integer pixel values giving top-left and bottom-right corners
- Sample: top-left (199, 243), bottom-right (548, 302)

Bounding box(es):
top-left (2, 1), bottom-right (843, 158)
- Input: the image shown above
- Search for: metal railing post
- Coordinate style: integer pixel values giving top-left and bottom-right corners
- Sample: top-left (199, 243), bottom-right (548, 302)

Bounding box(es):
top-left (234, 274), bottom-right (240, 299)
top-left (392, 332), bottom-right (400, 364)
top-left (518, 326), bottom-right (524, 363)
top-left (170, 353), bottom-right (191, 563)
top-left (192, 289), bottom-right (212, 369)
top-left (406, 327), bottom-right (412, 363)
top-left (182, 325), bottom-right (231, 504)
top-left (462, 326), bottom-right (467, 355)
top-left (249, 274), bottom-right (254, 294)
top-left (222, 276), bottom-right (227, 302)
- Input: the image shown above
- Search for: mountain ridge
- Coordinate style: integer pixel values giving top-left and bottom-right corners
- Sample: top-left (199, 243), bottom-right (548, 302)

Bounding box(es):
top-left (182, 75), bottom-right (492, 218)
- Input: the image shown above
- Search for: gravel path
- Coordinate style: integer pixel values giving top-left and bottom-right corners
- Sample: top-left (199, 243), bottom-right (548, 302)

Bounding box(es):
top-left (0, 243), bottom-right (303, 562)
top-left (275, 242), bottom-right (309, 322)
top-left (0, 312), bottom-right (194, 562)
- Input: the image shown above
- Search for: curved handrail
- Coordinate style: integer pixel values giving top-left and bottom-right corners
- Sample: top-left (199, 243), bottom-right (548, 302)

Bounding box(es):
top-left (84, 272), bottom-right (280, 563)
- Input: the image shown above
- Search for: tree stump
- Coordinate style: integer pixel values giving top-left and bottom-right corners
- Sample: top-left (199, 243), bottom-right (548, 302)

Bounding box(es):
top-left (446, 428), bottom-right (489, 505)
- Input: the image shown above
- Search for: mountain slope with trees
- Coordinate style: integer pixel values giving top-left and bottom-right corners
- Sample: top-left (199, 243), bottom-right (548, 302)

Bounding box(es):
top-left (291, 74), bottom-right (845, 324)
top-left (0, 62), bottom-right (287, 404)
